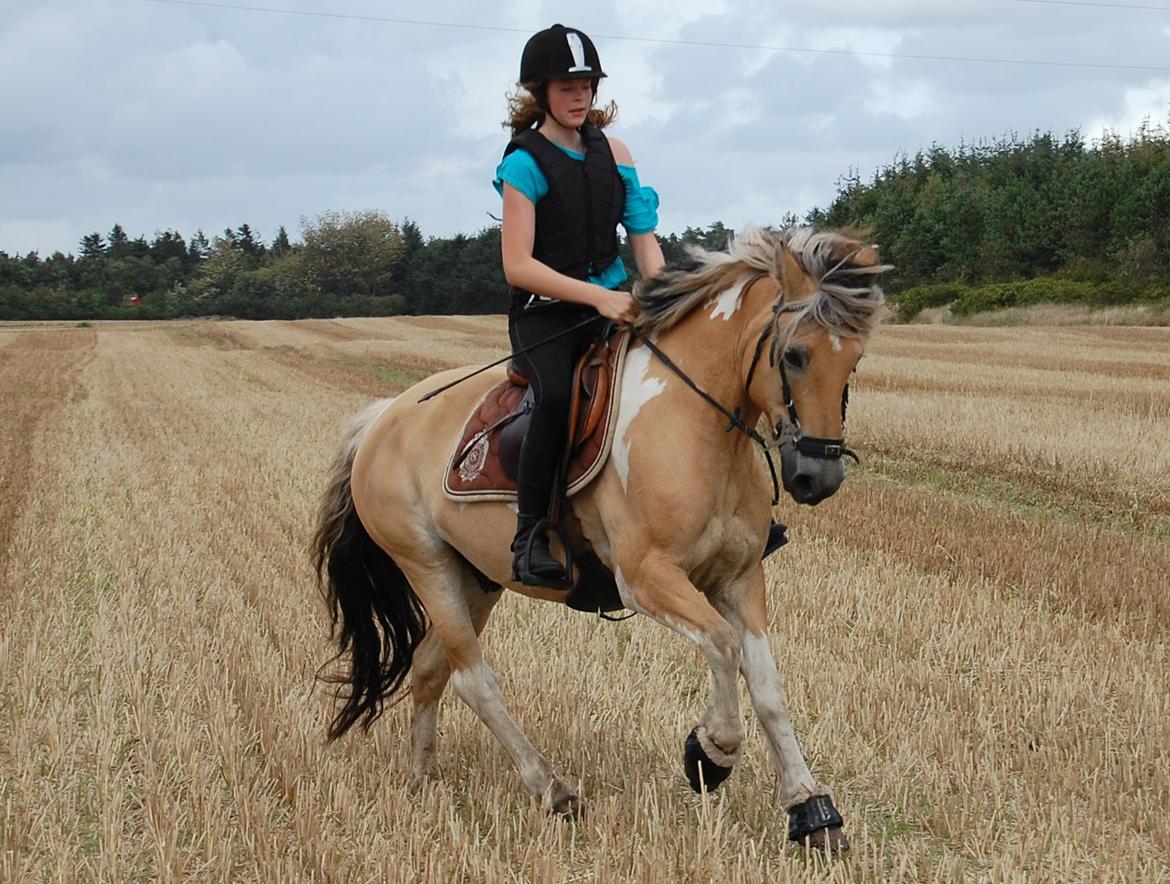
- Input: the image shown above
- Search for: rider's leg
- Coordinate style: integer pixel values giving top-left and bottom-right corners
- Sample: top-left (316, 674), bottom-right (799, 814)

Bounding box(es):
top-left (508, 308), bottom-right (592, 588)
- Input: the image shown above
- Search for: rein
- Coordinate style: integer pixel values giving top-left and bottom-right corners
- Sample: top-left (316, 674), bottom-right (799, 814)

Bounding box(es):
top-left (418, 314), bottom-right (603, 404)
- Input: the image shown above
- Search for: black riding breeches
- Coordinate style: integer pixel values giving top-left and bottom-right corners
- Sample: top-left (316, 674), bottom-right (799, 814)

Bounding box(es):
top-left (508, 304), bottom-right (604, 450)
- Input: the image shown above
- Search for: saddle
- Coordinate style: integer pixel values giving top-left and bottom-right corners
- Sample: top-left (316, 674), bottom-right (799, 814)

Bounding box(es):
top-left (442, 330), bottom-right (632, 614)
top-left (444, 329), bottom-right (630, 502)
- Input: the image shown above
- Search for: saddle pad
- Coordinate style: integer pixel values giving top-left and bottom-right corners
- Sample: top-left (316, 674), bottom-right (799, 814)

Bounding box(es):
top-left (443, 331), bottom-right (631, 502)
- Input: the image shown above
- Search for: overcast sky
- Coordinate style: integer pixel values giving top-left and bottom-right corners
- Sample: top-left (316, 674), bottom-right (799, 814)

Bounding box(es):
top-left (2, 0), bottom-right (1169, 256)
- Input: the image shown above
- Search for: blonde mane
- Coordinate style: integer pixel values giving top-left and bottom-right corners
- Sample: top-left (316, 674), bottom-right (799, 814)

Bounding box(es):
top-left (632, 226), bottom-right (890, 339)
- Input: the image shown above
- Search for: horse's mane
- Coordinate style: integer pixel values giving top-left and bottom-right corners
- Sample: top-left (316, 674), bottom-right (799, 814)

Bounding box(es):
top-left (632, 226), bottom-right (890, 339)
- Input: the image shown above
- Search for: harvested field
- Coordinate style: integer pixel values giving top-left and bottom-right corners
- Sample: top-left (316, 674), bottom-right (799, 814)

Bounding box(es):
top-left (1, 318), bottom-right (1167, 882)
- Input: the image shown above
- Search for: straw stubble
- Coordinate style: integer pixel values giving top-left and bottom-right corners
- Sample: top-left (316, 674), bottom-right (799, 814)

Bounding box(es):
top-left (1, 319), bottom-right (1167, 882)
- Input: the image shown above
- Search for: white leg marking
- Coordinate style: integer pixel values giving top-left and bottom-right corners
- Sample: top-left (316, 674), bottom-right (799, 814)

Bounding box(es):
top-left (740, 632), bottom-right (826, 809)
top-left (611, 347), bottom-right (666, 492)
top-left (450, 661), bottom-right (566, 800)
top-left (708, 278), bottom-right (746, 321)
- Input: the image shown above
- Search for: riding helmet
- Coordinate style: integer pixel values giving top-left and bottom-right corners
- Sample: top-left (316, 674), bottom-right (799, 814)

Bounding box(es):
top-left (520, 24), bottom-right (606, 82)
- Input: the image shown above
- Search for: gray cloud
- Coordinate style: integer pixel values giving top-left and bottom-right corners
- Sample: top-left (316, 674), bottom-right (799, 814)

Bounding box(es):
top-left (1, 0), bottom-right (1167, 255)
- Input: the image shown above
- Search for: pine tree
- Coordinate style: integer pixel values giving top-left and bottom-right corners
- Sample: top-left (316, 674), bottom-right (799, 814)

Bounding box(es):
top-left (271, 225), bottom-right (292, 257)
top-left (79, 233), bottom-right (107, 260)
top-left (188, 230), bottom-right (211, 261)
top-left (108, 223), bottom-right (130, 258)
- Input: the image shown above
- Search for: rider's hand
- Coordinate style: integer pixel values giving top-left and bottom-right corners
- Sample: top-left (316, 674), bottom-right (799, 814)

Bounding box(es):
top-left (594, 290), bottom-right (638, 325)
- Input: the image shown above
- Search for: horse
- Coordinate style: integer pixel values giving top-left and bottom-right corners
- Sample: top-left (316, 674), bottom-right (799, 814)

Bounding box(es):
top-left (311, 226), bottom-right (888, 850)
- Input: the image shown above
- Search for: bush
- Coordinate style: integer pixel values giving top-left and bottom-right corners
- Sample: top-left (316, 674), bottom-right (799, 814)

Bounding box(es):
top-left (890, 282), bottom-right (970, 321)
top-left (892, 275), bottom-right (1170, 320)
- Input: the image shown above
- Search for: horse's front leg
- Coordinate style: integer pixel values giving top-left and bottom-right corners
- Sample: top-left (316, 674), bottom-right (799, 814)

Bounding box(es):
top-left (712, 568), bottom-right (848, 851)
top-left (614, 550), bottom-right (746, 790)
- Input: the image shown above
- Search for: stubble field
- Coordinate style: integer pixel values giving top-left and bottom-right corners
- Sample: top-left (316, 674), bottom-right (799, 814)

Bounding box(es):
top-left (1, 317), bottom-right (1167, 882)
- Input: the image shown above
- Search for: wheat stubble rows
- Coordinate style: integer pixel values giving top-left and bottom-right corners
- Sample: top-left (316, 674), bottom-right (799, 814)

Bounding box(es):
top-left (1, 319), bottom-right (1167, 882)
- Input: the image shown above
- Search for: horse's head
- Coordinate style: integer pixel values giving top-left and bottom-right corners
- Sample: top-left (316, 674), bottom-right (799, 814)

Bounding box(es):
top-left (753, 231), bottom-right (888, 505)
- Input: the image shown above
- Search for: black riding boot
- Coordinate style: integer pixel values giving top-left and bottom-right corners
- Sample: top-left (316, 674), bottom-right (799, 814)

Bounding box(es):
top-left (511, 414), bottom-right (572, 588)
top-left (762, 519), bottom-right (789, 560)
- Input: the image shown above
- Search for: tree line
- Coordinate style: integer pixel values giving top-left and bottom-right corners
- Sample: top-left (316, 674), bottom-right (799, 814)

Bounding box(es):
top-left (2, 122), bottom-right (1168, 321)
top-left (0, 211), bottom-right (747, 321)
top-left (811, 122), bottom-right (1170, 318)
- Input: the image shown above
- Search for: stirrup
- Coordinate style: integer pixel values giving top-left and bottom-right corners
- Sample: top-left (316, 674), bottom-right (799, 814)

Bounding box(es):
top-left (511, 518), bottom-right (575, 590)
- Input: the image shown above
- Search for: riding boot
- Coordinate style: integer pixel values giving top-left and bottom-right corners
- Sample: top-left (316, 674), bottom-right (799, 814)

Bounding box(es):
top-left (762, 519), bottom-right (789, 560)
top-left (511, 413), bottom-right (572, 588)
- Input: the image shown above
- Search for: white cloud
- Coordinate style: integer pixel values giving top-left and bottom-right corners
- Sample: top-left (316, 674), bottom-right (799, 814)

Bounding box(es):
top-left (1083, 79), bottom-right (1170, 142)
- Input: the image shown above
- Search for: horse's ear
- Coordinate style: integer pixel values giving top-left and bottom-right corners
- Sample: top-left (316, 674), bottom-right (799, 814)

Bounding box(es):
top-left (852, 244), bottom-right (880, 267)
top-left (777, 243), bottom-right (815, 300)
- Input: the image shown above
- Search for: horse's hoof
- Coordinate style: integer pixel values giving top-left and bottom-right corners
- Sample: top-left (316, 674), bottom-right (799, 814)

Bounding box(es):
top-left (550, 792), bottom-right (585, 820)
top-left (406, 767), bottom-right (439, 795)
top-left (796, 825), bottom-right (849, 853)
top-left (683, 726), bottom-right (736, 793)
top-left (788, 795), bottom-right (847, 852)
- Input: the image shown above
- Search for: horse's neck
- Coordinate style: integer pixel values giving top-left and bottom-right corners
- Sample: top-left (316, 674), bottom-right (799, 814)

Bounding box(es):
top-left (655, 274), bottom-right (773, 431)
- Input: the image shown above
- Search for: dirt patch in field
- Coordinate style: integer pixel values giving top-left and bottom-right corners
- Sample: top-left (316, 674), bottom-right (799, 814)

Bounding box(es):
top-left (282, 319), bottom-right (367, 342)
top-left (871, 342), bottom-right (1170, 380)
top-left (393, 315), bottom-right (507, 337)
top-left (855, 371), bottom-right (1170, 419)
top-left (163, 323), bottom-right (253, 351)
top-left (257, 345), bottom-right (446, 397)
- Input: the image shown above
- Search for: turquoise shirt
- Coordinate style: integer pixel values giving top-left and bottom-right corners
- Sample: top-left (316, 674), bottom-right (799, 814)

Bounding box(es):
top-left (494, 142), bottom-right (660, 290)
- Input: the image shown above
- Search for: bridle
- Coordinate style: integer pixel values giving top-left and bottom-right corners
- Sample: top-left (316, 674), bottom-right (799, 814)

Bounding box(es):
top-left (745, 278), bottom-right (859, 463)
top-left (629, 272), bottom-right (857, 506)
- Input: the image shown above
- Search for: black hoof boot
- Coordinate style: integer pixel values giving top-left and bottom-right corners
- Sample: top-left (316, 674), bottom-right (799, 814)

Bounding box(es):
top-left (762, 520), bottom-right (789, 560)
top-left (788, 795), bottom-right (848, 852)
top-left (682, 727), bottom-right (735, 793)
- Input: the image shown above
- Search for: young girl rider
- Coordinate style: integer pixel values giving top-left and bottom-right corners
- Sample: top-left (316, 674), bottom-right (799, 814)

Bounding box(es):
top-left (496, 24), bottom-right (665, 588)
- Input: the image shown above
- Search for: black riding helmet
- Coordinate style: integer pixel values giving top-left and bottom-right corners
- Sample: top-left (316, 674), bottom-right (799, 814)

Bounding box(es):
top-left (520, 24), bottom-right (607, 83)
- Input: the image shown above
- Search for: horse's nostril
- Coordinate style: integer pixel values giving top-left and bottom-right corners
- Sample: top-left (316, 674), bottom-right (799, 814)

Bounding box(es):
top-left (792, 473), bottom-right (815, 498)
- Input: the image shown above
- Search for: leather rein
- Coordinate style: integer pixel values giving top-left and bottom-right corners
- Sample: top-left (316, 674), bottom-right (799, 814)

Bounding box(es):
top-left (628, 273), bottom-right (858, 506)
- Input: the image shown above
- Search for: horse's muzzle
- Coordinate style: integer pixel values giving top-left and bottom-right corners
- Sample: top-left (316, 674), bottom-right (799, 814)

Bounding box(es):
top-left (780, 443), bottom-right (845, 505)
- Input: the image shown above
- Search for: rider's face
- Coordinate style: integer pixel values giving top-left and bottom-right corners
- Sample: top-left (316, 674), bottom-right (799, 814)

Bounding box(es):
top-left (545, 79), bottom-right (594, 129)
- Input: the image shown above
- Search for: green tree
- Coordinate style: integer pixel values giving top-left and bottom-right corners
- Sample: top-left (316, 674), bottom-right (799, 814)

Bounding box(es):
top-left (108, 223), bottom-right (130, 258)
top-left (298, 209), bottom-right (405, 299)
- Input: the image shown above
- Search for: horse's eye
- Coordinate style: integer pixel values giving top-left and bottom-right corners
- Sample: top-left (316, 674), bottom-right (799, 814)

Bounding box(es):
top-left (783, 349), bottom-right (807, 371)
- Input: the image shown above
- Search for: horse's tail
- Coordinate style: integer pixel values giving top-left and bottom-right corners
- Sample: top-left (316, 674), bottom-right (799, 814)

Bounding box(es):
top-left (311, 397), bottom-right (429, 741)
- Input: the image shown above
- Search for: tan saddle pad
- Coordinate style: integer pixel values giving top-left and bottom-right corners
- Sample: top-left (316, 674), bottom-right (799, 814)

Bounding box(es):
top-left (443, 330), bottom-right (631, 502)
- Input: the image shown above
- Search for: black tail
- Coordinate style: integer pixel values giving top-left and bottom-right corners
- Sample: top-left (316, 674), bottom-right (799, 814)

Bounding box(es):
top-left (311, 399), bottom-right (428, 740)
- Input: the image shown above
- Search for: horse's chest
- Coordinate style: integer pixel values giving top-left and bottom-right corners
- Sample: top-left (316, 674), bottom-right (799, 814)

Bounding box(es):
top-left (685, 515), bottom-right (759, 590)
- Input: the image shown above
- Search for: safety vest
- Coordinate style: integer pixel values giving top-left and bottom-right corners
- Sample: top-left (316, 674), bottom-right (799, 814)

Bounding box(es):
top-left (504, 124), bottom-right (625, 309)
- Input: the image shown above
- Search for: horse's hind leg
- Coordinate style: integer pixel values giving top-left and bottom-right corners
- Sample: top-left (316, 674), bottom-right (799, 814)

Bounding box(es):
top-left (399, 555), bottom-right (581, 816)
top-left (407, 565), bottom-right (501, 790)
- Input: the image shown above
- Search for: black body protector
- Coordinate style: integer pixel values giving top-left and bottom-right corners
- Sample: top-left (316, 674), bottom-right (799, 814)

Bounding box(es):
top-left (503, 123), bottom-right (626, 314)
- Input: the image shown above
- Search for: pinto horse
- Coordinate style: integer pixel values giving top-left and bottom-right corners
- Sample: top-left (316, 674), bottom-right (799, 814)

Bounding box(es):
top-left (312, 227), bottom-right (888, 849)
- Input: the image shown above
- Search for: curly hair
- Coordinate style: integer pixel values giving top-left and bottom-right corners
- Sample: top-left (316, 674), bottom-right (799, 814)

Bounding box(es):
top-left (503, 81), bottom-right (618, 138)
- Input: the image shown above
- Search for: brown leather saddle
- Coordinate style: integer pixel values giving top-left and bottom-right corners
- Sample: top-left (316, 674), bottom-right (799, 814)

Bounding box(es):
top-left (443, 330), bottom-right (632, 614)
top-left (444, 329), bottom-right (630, 502)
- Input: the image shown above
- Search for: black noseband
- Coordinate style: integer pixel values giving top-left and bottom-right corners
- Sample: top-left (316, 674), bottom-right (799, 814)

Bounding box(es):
top-left (792, 434), bottom-right (859, 463)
